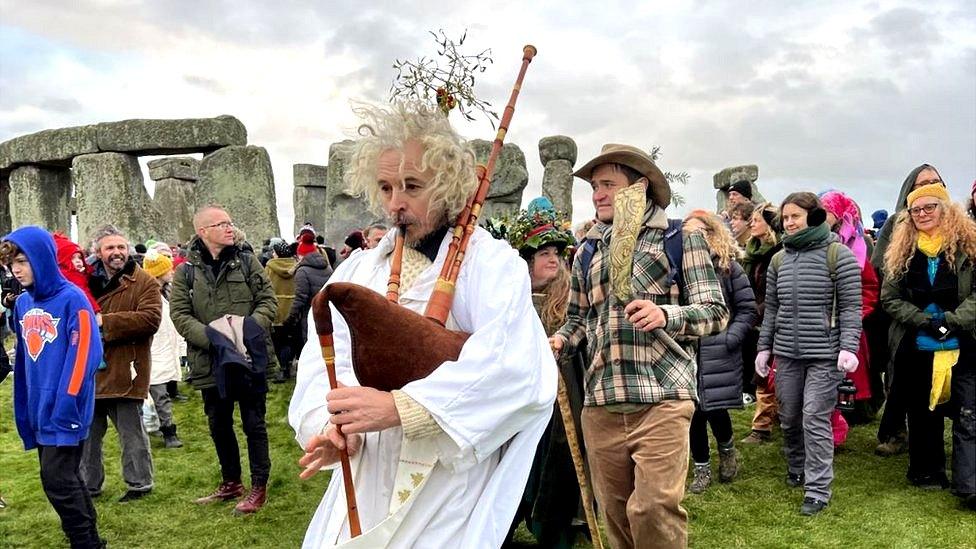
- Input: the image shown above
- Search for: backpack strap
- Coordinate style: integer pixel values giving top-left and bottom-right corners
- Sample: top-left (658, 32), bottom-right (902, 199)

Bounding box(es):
top-left (826, 242), bottom-right (841, 328)
top-left (663, 218), bottom-right (684, 300)
top-left (578, 238), bottom-right (599, 295)
top-left (180, 249), bottom-right (256, 316)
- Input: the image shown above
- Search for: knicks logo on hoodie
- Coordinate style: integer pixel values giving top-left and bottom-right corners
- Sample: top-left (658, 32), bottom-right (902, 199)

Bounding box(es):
top-left (19, 308), bottom-right (61, 361)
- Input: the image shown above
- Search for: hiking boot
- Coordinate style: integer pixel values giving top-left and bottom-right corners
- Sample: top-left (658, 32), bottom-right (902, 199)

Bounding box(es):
top-left (741, 430), bottom-right (771, 444)
top-left (908, 473), bottom-right (949, 490)
top-left (161, 424), bottom-right (183, 449)
top-left (800, 497), bottom-right (828, 516)
top-left (689, 464), bottom-right (711, 494)
top-left (195, 480), bottom-right (244, 504)
top-left (875, 436), bottom-right (908, 457)
top-left (234, 485), bottom-right (267, 514)
top-left (786, 472), bottom-right (805, 488)
top-left (118, 488), bottom-right (151, 503)
top-left (718, 444), bottom-right (740, 483)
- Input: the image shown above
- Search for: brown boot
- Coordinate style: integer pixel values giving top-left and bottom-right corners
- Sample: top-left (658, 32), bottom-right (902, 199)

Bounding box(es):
top-left (195, 480), bottom-right (244, 504)
top-left (234, 485), bottom-right (267, 515)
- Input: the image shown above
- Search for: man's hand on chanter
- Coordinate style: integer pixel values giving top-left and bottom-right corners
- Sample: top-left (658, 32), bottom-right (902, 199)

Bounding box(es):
top-left (298, 424), bottom-right (363, 479)
top-left (327, 385), bottom-right (401, 434)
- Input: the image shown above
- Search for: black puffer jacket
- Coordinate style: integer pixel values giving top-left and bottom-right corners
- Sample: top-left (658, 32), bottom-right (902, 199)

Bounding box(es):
top-left (286, 252), bottom-right (333, 340)
top-left (697, 259), bottom-right (758, 411)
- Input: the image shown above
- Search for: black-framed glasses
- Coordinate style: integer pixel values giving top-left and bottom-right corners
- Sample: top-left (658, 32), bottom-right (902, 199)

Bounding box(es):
top-left (908, 203), bottom-right (939, 217)
top-left (202, 221), bottom-right (235, 230)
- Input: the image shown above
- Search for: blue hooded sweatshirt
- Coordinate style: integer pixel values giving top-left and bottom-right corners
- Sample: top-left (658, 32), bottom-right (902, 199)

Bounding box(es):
top-left (5, 226), bottom-right (103, 449)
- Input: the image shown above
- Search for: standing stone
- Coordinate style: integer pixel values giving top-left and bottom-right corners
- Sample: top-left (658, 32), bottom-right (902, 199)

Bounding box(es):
top-left (8, 166), bottom-right (72, 233)
top-left (713, 164), bottom-right (765, 212)
top-left (292, 163), bottom-right (329, 236)
top-left (197, 146), bottom-right (279, 244)
top-left (153, 178), bottom-right (197, 244)
top-left (73, 153), bottom-right (162, 244)
top-left (322, 141), bottom-right (372, 246)
top-left (470, 140), bottom-right (529, 221)
top-left (539, 136), bottom-right (578, 218)
top-left (0, 176), bottom-right (12, 236)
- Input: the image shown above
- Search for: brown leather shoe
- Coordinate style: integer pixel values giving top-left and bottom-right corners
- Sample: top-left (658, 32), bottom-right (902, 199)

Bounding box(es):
top-left (195, 480), bottom-right (244, 504)
top-left (234, 485), bottom-right (267, 514)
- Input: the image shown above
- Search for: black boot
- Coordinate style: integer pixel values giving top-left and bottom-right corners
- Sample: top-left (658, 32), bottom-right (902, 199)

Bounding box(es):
top-left (161, 424), bottom-right (183, 449)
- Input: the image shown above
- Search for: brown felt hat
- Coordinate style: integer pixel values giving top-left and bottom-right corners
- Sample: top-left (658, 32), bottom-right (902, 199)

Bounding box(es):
top-left (574, 144), bottom-right (671, 207)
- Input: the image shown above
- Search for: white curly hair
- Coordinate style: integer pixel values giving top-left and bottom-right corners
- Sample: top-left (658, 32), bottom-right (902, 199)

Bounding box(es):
top-left (343, 101), bottom-right (478, 223)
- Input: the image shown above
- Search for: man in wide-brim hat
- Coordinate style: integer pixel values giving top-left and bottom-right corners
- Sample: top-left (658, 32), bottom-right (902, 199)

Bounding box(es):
top-left (552, 143), bottom-right (729, 549)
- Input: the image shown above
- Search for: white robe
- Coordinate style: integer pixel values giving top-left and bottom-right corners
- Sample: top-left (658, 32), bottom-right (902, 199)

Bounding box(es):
top-left (289, 227), bottom-right (557, 548)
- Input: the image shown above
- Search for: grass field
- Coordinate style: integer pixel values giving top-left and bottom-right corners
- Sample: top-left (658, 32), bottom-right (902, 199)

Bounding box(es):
top-left (0, 372), bottom-right (973, 548)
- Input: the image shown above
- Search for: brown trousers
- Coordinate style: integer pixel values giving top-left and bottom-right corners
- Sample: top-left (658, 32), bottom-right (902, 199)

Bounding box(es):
top-left (751, 382), bottom-right (779, 432)
top-left (582, 400), bottom-right (695, 549)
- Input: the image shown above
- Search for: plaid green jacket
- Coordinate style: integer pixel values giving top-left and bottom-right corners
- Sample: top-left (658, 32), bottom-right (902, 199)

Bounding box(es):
top-left (556, 206), bottom-right (729, 406)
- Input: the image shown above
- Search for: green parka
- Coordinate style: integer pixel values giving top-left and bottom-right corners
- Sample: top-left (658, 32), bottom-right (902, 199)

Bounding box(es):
top-left (169, 237), bottom-right (279, 389)
top-left (881, 249), bottom-right (975, 376)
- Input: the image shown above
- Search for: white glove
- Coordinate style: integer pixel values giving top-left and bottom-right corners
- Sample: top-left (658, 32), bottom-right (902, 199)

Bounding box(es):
top-left (755, 350), bottom-right (771, 378)
top-left (837, 350), bottom-right (859, 373)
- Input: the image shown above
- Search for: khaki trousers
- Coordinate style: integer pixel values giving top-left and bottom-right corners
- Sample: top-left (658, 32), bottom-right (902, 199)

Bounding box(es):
top-left (582, 400), bottom-right (695, 549)
top-left (751, 383), bottom-right (779, 432)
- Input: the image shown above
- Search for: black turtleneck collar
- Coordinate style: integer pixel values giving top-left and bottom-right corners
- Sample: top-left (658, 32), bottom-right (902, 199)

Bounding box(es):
top-left (411, 225), bottom-right (450, 263)
top-left (90, 258), bottom-right (137, 299)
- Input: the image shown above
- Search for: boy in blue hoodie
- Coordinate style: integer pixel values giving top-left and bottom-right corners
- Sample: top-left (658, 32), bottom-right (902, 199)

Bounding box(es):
top-left (2, 226), bottom-right (104, 548)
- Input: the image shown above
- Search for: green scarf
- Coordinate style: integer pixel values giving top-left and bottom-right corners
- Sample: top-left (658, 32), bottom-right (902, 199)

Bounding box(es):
top-left (783, 223), bottom-right (831, 251)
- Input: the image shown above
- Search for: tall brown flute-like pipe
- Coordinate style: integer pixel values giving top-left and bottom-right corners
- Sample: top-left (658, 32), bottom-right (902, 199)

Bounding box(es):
top-left (425, 44), bottom-right (537, 325)
top-left (310, 291), bottom-right (363, 537)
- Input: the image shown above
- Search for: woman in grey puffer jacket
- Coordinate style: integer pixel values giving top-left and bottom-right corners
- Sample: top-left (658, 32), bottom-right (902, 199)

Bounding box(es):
top-left (756, 192), bottom-right (862, 516)
top-left (684, 211), bottom-right (758, 494)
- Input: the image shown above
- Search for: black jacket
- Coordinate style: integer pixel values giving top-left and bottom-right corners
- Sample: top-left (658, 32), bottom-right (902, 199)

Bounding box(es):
top-left (287, 252), bottom-right (333, 340)
top-left (205, 316), bottom-right (270, 399)
top-left (697, 260), bottom-right (758, 411)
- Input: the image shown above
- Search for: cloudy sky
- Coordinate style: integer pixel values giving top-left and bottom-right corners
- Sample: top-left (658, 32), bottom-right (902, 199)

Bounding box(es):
top-left (1, 0), bottom-right (974, 238)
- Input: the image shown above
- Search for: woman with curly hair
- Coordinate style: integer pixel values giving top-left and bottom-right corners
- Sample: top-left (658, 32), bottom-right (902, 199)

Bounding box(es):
top-left (683, 210), bottom-right (758, 493)
top-left (499, 198), bottom-right (585, 547)
top-left (740, 202), bottom-right (783, 444)
top-left (881, 183), bottom-right (976, 509)
top-left (756, 192), bottom-right (862, 516)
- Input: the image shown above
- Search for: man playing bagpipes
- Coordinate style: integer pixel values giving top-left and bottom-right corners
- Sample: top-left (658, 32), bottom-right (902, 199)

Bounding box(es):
top-left (287, 99), bottom-right (557, 547)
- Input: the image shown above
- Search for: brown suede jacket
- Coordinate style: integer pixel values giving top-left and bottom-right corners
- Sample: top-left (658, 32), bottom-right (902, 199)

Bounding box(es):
top-left (90, 259), bottom-right (162, 400)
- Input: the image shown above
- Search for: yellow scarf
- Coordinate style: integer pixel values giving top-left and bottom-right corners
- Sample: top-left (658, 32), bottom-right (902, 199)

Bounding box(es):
top-left (609, 183), bottom-right (646, 303)
top-left (917, 231), bottom-right (959, 410)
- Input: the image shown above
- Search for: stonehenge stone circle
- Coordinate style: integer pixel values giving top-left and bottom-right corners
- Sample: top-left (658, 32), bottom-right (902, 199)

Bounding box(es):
top-left (1, 115), bottom-right (281, 245)
top-left (73, 152), bottom-right (161, 245)
top-left (197, 146), bottom-right (279, 245)
top-left (9, 166), bottom-right (72, 234)
top-left (539, 136), bottom-right (577, 218)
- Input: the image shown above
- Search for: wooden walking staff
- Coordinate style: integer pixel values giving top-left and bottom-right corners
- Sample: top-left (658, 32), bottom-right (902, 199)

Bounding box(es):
top-left (554, 353), bottom-right (604, 549)
top-left (310, 291), bottom-right (363, 538)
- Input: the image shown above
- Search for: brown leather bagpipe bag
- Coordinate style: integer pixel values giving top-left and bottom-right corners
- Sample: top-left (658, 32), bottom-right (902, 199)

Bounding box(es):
top-left (313, 282), bottom-right (469, 392)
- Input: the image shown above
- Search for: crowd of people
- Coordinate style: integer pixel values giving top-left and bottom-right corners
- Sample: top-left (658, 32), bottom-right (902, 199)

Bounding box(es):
top-left (1, 100), bottom-right (974, 548)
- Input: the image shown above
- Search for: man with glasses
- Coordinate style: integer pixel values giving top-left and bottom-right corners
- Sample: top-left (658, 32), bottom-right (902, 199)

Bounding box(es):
top-left (870, 164), bottom-right (948, 457)
top-left (170, 205), bottom-right (278, 514)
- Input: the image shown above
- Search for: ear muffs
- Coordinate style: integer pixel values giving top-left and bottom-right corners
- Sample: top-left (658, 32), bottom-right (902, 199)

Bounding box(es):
top-left (807, 207), bottom-right (827, 227)
top-left (761, 209), bottom-right (781, 233)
